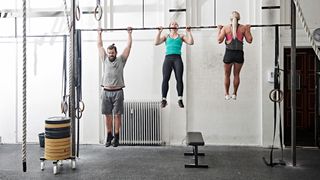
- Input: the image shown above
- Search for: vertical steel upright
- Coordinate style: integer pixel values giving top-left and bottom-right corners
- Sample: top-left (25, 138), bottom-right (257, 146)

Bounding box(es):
top-left (291, 0), bottom-right (297, 166)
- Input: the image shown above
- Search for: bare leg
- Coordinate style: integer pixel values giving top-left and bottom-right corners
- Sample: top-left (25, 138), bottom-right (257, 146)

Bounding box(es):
top-left (233, 63), bottom-right (243, 96)
top-left (105, 115), bottom-right (113, 134)
top-left (224, 63), bottom-right (233, 96)
top-left (114, 114), bottom-right (121, 134)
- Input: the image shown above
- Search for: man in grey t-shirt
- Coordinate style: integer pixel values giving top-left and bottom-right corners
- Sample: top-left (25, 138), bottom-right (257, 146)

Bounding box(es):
top-left (97, 27), bottom-right (132, 147)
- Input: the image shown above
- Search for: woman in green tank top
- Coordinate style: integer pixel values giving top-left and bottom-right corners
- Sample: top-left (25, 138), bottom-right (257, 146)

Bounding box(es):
top-left (155, 21), bottom-right (194, 108)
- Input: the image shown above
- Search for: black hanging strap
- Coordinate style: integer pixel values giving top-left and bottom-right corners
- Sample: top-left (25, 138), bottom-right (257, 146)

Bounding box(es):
top-left (75, 30), bottom-right (85, 157)
top-left (263, 26), bottom-right (286, 167)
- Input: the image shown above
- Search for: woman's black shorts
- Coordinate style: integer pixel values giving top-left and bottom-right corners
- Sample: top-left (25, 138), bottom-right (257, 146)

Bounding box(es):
top-left (223, 49), bottom-right (244, 64)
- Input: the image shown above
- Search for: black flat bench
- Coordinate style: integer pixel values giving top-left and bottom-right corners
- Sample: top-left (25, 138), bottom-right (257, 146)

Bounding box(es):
top-left (184, 132), bottom-right (208, 168)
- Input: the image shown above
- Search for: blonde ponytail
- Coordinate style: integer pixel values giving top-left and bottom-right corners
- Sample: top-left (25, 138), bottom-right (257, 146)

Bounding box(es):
top-left (232, 17), bottom-right (238, 39)
top-left (230, 11), bottom-right (240, 39)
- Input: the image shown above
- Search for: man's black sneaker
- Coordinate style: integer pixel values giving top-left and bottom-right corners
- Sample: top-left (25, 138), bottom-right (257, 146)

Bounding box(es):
top-left (178, 100), bottom-right (184, 108)
top-left (105, 136), bottom-right (113, 147)
top-left (161, 99), bottom-right (167, 108)
top-left (112, 138), bottom-right (119, 147)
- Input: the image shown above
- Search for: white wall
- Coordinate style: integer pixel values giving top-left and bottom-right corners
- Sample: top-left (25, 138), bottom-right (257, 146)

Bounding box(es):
top-left (187, 29), bottom-right (261, 145)
top-left (1, 0), bottom-right (319, 146)
top-left (0, 41), bottom-right (17, 143)
top-left (0, 1), bottom-right (17, 144)
top-left (186, 0), bottom-right (261, 146)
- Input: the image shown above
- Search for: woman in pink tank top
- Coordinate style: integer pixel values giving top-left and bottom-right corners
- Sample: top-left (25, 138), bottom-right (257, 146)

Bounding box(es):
top-left (217, 11), bottom-right (253, 100)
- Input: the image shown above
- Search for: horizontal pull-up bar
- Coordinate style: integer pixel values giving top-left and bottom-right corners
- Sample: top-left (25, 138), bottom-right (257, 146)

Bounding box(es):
top-left (251, 24), bottom-right (291, 27)
top-left (0, 24), bottom-right (291, 39)
top-left (79, 24), bottom-right (291, 32)
top-left (262, 6), bottom-right (281, 9)
top-left (0, 34), bottom-right (68, 38)
top-left (169, 9), bottom-right (187, 12)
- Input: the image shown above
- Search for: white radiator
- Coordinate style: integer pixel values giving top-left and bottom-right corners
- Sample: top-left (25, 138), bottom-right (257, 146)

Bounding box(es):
top-left (120, 100), bottom-right (162, 145)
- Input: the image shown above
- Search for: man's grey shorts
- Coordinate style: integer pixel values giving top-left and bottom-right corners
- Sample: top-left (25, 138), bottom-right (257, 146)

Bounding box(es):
top-left (101, 89), bottom-right (124, 115)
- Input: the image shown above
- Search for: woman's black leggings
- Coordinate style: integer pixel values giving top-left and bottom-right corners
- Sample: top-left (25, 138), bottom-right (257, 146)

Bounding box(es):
top-left (162, 54), bottom-right (184, 98)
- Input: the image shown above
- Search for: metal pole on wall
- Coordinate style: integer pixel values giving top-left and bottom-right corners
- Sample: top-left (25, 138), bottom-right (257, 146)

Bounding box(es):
top-left (70, 0), bottom-right (76, 157)
top-left (291, 0), bottom-right (297, 166)
top-left (142, 0), bottom-right (145, 28)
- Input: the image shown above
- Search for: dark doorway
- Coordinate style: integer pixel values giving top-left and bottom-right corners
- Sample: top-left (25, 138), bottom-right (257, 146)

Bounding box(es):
top-left (284, 48), bottom-right (319, 147)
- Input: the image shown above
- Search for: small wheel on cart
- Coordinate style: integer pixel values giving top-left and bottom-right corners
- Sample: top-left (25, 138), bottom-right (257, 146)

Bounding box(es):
top-left (53, 164), bottom-right (58, 175)
top-left (40, 161), bottom-right (45, 171)
top-left (71, 159), bottom-right (76, 169)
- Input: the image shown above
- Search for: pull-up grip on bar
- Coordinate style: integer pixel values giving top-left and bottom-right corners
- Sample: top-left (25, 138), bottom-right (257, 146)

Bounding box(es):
top-left (79, 24), bottom-right (291, 32)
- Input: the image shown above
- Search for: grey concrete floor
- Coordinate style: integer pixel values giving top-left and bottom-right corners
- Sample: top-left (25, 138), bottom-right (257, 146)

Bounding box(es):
top-left (0, 144), bottom-right (319, 180)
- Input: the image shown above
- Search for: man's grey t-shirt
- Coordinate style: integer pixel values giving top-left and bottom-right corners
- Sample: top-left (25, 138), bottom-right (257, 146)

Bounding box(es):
top-left (102, 55), bottom-right (127, 89)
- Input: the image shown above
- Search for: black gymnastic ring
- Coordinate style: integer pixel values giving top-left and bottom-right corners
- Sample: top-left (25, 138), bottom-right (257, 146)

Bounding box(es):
top-left (269, 89), bottom-right (284, 103)
top-left (94, 5), bottom-right (103, 21)
top-left (76, 6), bottom-right (81, 21)
top-left (76, 111), bottom-right (83, 119)
top-left (75, 101), bottom-right (85, 119)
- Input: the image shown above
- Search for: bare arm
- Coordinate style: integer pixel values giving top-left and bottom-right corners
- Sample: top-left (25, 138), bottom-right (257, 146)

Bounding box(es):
top-left (121, 27), bottom-right (133, 60)
top-left (182, 26), bottom-right (194, 45)
top-left (97, 30), bottom-right (106, 61)
top-left (217, 25), bottom-right (226, 44)
top-left (154, 26), bottom-right (166, 46)
top-left (244, 25), bottom-right (253, 43)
